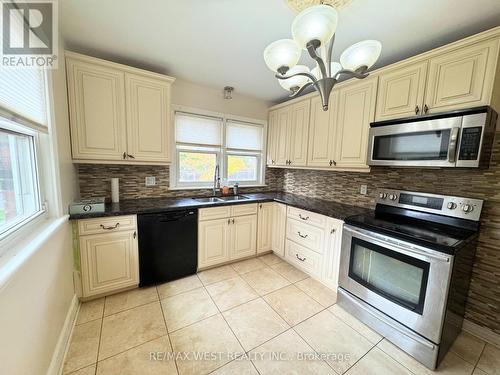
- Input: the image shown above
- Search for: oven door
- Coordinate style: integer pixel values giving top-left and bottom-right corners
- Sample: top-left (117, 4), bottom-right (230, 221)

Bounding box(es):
top-left (339, 225), bottom-right (453, 344)
top-left (367, 117), bottom-right (462, 167)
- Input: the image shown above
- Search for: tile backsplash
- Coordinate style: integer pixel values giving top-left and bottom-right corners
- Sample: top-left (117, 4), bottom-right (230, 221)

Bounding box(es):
top-left (78, 164), bottom-right (284, 199)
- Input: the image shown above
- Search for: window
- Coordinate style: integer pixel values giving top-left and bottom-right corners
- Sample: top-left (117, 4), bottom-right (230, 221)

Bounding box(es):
top-left (172, 110), bottom-right (265, 189)
top-left (0, 67), bottom-right (47, 242)
top-left (0, 128), bottom-right (41, 236)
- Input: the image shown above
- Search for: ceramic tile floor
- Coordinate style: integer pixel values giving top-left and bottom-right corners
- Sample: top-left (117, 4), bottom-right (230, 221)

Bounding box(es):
top-left (64, 253), bottom-right (500, 375)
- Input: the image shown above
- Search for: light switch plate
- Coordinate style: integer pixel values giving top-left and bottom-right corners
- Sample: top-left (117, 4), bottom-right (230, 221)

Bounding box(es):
top-left (145, 176), bottom-right (156, 187)
top-left (360, 185), bottom-right (368, 195)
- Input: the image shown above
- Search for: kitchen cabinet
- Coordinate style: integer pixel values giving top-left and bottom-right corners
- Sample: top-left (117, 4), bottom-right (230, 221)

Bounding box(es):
top-left (257, 202), bottom-right (274, 254)
top-left (334, 76), bottom-right (378, 169)
top-left (375, 61), bottom-right (428, 120)
top-left (77, 215), bottom-right (139, 298)
top-left (230, 215), bottom-right (258, 260)
top-left (66, 51), bottom-right (175, 165)
top-left (273, 99), bottom-right (311, 167)
top-left (424, 38), bottom-right (499, 113)
top-left (307, 93), bottom-right (339, 168)
top-left (267, 110), bottom-right (278, 165)
top-left (125, 73), bottom-right (171, 162)
top-left (322, 218), bottom-right (344, 290)
top-left (272, 203), bottom-right (287, 257)
top-left (66, 58), bottom-right (127, 161)
top-left (198, 204), bottom-right (258, 269)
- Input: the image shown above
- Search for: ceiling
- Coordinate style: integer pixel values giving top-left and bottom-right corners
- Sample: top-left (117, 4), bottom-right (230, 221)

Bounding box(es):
top-left (60, 0), bottom-right (500, 103)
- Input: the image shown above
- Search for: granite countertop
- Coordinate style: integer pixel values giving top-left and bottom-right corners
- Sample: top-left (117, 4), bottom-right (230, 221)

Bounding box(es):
top-left (69, 192), bottom-right (372, 221)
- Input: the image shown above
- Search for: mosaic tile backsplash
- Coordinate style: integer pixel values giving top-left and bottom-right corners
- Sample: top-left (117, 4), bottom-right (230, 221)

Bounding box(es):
top-left (78, 132), bottom-right (500, 336)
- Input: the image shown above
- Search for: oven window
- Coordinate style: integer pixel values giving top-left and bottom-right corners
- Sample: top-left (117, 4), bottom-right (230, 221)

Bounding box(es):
top-left (372, 130), bottom-right (450, 161)
top-left (349, 238), bottom-right (430, 314)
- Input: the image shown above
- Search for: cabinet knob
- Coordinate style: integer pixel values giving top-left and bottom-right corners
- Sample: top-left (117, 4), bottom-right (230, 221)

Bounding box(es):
top-left (122, 152), bottom-right (127, 159)
top-left (127, 153), bottom-right (135, 159)
top-left (423, 104), bottom-right (429, 114)
top-left (415, 105), bottom-right (420, 115)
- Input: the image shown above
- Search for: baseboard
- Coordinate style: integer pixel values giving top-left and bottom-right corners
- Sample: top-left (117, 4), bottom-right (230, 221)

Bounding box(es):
top-left (462, 319), bottom-right (500, 348)
top-left (46, 294), bottom-right (80, 375)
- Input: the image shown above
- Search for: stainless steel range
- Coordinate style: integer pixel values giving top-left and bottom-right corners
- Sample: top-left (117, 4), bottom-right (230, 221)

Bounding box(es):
top-left (338, 189), bottom-right (483, 369)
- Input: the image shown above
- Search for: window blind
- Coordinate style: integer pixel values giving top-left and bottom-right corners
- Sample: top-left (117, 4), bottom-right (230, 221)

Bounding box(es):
top-left (0, 67), bottom-right (48, 128)
top-left (226, 120), bottom-right (263, 151)
top-left (175, 112), bottom-right (223, 146)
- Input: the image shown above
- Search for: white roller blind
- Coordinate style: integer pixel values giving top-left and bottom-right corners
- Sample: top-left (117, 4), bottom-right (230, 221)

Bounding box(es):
top-left (226, 120), bottom-right (263, 151)
top-left (175, 112), bottom-right (222, 146)
top-left (0, 67), bottom-right (47, 127)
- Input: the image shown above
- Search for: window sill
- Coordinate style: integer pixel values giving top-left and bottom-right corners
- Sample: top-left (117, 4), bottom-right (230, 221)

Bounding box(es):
top-left (168, 184), bottom-right (268, 191)
top-left (0, 215), bottom-right (69, 289)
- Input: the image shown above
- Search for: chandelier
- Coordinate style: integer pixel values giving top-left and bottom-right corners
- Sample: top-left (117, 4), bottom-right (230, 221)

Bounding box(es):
top-left (263, 4), bottom-right (381, 111)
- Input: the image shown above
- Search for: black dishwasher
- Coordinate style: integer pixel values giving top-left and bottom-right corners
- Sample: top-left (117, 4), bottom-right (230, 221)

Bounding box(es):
top-left (137, 210), bottom-right (197, 287)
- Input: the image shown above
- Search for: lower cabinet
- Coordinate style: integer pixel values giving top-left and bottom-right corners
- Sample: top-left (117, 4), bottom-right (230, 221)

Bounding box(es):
top-left (198, 204), bottom-right (258, 269)
top-left (272, 203), bottom-right (287, 257)
top-left (77, 215), bottom-right (139, 298)
top-left (284, 207), bottom-right (343, 288)
top-left (257, 202), bottom-right (274, 254)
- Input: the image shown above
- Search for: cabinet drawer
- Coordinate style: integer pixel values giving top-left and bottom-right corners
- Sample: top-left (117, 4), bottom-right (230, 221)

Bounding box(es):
top-left (199, 206), bottom-right (232, 221)
top-left (287, 206), bottom-right (327, 228)
top-left (231, 203), bottom-right (258, 217)
top-left (286, 218), bottom-right (325, 253)
top-left (78, 215), bottom-right (136, 235)
top-left (285, 240), bottom-right (322, 277)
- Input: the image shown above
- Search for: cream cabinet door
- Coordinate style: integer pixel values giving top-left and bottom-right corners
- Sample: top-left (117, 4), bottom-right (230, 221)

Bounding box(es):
top-left (289, 100), bottom-right (310, 167)
top-left (67, 58), bottom-right (127, 160)
top-left (257, 203), bottom-right (274, 254)
top-left (424, 39), bottom-right (499, 113)
top-left (335, 76), bottom-right (378, 169)
top-left (307, 93), bottom-right (338, 167)
top-left (80, 230), bottom-right (139, 297)
top-left (275, 107), bottom-right (291, 166)
top-left (125, 73), bottom-right (171, 163)
top-left (321, 218), bottom-right (343, 290)
top-left (229, 215), bottom-right (257, 260)
top-left (267, 110), bottom-right (279, 166)
top-left (272, 203), bottom-right (287, 257)
top-left (375, 61), bottom-right (428, 120)
top-left (198, 218), bottom-right (230, 268)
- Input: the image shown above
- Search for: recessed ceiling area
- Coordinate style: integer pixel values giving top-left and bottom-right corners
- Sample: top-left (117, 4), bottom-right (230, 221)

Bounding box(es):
top-left (60, 0), bottom-right (500, 103)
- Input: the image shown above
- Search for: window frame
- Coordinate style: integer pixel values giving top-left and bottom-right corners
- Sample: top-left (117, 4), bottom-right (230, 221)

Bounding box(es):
top-left (170, 106), bottom-right (267, 190)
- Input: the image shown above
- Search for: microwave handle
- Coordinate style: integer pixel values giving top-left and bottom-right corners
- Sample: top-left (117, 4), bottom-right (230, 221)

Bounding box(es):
top-left (448, 127), bottom-right (460, 163)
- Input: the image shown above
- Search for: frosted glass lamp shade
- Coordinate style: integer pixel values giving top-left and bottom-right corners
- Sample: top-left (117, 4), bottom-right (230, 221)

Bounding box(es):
top-left (292, 5), bottom-right (338, 49)
top-left (263, 39), bottom-right (301, 72)
top-left (279, 65), bottom-right (311, 91)
top-left (340, 40), bottom-right (382, 71)
top-left (312, 62), bottom-right (342, 79)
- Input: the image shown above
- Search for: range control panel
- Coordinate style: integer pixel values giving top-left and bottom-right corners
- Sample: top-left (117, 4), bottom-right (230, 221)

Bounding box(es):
top-left (376, 189), bottom-right (483, 222)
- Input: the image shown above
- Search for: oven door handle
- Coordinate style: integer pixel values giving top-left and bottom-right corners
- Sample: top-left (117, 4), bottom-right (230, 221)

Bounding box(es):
top-left (344, 226), bottom-right (451, 263)
top-left (448, 127), bottom-right (460, 163)
top-left (339, 289), bottom-right (436, 350)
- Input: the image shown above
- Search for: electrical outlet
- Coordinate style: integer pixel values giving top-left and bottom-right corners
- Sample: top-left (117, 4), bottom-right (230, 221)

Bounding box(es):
top-left (145, 176), bottom-right (156, 187)
top-left (360, 185), bottom-right (368, 195)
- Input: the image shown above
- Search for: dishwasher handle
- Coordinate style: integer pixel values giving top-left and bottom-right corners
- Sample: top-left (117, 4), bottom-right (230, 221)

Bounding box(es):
top-left (141, 210), bottom-right (197, 223)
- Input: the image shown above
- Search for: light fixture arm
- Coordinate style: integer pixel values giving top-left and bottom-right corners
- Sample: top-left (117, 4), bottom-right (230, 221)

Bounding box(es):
top-left (334, 67), bottom-right (369, 80)
top-left (325, 34), bottom-right (336, 77)
top-left (290, 82), bottom-right (314, 97)
top-left (275, 71), bottom-right (317, 83)
top-left (306, 39), bottom-right (328, 79)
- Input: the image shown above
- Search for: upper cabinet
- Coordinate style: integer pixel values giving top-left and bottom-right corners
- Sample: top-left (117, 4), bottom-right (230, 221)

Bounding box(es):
top-left (288, 100), bottom-right (310, 167)
top-left (424, 38), bottom-right (499, 113)
top-left (376, 37), bottom-right (500, 120)
top-left (375, 61), bottom-right (428, 120)
top-left (66, 52), bottom-right (175, 165)
top-left (267, 110), bottom-right (278, 166)
top-left (335, 76), bottom-right (378, 169)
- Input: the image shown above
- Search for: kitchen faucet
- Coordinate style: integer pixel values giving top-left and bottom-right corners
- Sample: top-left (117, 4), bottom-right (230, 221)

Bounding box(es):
top-left (213, 165), bottom-right (220, 196)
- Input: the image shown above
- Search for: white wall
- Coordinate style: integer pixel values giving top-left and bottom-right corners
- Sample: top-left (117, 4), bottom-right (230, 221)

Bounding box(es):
top-left (172, 78), bottom-right (271, 120)
top-left (0, 40), bottom-right (78, 375)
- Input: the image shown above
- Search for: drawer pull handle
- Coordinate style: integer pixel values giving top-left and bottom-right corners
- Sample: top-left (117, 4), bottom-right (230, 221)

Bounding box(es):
top-left (100, 223), bottom-right (120, 230)
top-left (298, 214), bottom-right (309, 221)
top-left (297, 231), bottom-right (308, 238)
top-left (296, 253), bottom-right (306, 262)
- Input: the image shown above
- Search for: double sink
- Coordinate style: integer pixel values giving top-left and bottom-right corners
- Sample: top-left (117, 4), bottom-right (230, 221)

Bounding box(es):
top-left (193, 195), bottom-right (249, 203)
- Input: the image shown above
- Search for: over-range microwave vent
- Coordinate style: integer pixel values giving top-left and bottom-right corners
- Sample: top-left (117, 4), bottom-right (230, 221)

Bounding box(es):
top-left (367, 106), bottom-right (497, 168)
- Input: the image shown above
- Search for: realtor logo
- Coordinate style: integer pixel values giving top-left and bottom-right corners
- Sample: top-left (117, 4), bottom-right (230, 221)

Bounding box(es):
top-left (1, 0), bottom-right (58, 68)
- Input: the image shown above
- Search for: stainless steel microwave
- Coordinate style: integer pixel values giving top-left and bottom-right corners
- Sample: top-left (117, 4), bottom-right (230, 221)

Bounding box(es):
top-left (367, 107), bottom-right (497, 168)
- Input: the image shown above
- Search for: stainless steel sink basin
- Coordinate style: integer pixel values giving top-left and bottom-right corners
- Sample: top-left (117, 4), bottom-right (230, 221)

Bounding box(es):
top-left (193, 197), bottom-right (223, 203)
top-left (218, 195), bottom-right (249, 201)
